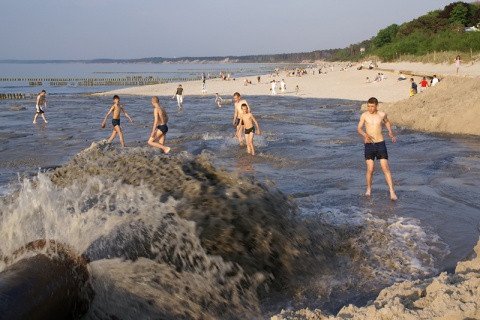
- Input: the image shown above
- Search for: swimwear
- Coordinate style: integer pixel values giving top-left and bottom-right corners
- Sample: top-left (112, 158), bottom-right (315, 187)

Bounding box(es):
top-left (156, 124), bottom-right (168, 134)
top-left (36, 107), bottom-right (44, 114)
top-left (235, 118), bottom-right (244, 126)
top-left (364, 140), bottom-right (388, 160)
top-left (112, 119), bottom-right (120, 127)
top-left (244, 127), bottom-right (255, 134)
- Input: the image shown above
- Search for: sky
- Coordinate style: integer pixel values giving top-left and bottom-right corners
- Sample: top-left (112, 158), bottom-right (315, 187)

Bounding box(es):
top-left (0, 0), bottom-right (467, 60)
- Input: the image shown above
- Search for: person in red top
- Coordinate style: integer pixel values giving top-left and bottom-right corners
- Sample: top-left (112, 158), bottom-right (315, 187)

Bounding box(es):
top-left (419, 77), bottom-right (429, 93)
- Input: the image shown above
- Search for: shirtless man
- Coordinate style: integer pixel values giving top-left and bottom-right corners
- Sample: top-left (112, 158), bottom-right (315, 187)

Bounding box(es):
top-left (237, 103), bottom-right (261, 155)
top-left (33, 90), bottom-right (48, 124)
top-left (147, 96), bottom-right (171, 154)
top-left (357, 97), bottom-right (398, 200)
top-left (101, 95), bottom-right (134, 147)
top-left (232, 92), bottom-right (251, 146)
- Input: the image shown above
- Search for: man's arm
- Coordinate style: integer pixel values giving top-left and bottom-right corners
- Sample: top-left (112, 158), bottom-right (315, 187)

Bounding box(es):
top-left (383, 114), bottom-right (396, 142)
top-left (233, 108), bottom-right (238, 125)
top-left (151, 109), bottom-right (159, 136)
top-left (101, 106), bottom-right (114, 127)
top-left (121, 106), bottom-right (134, 123)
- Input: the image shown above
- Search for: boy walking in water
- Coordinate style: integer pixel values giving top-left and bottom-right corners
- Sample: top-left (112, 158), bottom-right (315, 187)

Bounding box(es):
top-left (238, 103), bottom-right (261, 156)
top-left (33, 90), bottom-right (48, 124)
top-left (357, 97), bottom-right (397, 200)
top-left (232, 92), bottom-right (251, 146)
top-left (147, 96), bottom-right (171, 154)
top-left (101, 95), bottom-right (134, 147)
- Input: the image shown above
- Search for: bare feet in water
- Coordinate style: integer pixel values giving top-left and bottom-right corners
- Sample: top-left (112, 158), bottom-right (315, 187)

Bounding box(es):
top-left (390, 191), bottom-right (398, 201)
top-left (164, 147), bottom-right (171, 154)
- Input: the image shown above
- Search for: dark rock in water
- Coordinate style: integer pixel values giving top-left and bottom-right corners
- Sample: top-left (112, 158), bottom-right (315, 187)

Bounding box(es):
top-left (0, 240), bottom-right (92, 320)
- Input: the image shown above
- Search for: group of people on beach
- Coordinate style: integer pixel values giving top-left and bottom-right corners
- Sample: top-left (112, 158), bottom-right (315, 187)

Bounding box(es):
top-left (32, 88), bottom-right (397, 200)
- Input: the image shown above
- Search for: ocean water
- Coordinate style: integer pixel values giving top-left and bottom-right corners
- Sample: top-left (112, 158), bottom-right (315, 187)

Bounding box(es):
top-left (1, 64), bottom-right (480, 319)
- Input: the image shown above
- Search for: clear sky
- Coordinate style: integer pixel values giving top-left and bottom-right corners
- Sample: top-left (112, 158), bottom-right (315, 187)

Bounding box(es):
top-left (0, 0), bottom-right (465, 60)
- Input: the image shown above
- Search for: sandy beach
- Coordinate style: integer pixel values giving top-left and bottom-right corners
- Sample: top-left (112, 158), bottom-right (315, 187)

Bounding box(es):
top-left (98, 60), bottom-right (480, 135)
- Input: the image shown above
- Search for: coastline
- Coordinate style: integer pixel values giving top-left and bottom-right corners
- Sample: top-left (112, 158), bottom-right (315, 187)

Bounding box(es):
top-left (97, 61), bottom-right (480, 136)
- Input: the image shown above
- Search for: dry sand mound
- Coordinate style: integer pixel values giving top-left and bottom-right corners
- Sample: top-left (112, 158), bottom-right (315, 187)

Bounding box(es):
top-left (379, 77), bottom-right (480, 136)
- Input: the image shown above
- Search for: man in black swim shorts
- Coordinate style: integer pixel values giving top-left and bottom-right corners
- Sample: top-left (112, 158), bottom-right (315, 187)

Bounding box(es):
top-left (357, 97), bottom-right (398, 200)
top-left (148, 96), bottom-right (171, 154)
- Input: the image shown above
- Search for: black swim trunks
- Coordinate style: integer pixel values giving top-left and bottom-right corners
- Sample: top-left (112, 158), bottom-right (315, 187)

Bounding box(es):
top-left (235, 118), bottom-right (244, 126)
top-left (156, 124), bottom-right (168, 134)
top-left (244, 127), bottom-right (255, 134)
top-left (112, 119), bottom-right (120, 127)
top-left (364, 140), bottom-right (388, 160)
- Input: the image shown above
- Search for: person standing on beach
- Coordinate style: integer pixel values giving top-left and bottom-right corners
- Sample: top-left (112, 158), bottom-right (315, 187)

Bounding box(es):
top-left (147, 96), bottom-right (171, 154)
top-left (237, 103), bottom-right (261, 156)
top-left (101, 95), bottom-right (134, 147)
top-left (33, 90), bottom-right (48, 124)
top-left (409, 78), bottom-right (417, 96)
top-left (201, 79), bottom-right (207, 95)
top-left (270, 80), bottom-right (276, 95)
top-left (173, 84), bottom-right (184, 110)
top-left (357, 97), bottom-right (397, 201)
top-left (232, 92), bottom-right (251, 146)
top-left (419, 77), bottom-right (428, 93)
top-left (454, 55), bottom-right (461, 75)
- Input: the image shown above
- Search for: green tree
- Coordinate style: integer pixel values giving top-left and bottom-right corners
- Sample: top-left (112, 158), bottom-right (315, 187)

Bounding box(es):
top-left (374, 24), bottom-right (399, 47)
top-left (449, 3), bottom-right (469, 25)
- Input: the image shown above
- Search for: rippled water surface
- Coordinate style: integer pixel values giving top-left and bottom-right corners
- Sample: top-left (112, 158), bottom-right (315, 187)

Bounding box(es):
top-left (1, 93), bottom-right (480, 318)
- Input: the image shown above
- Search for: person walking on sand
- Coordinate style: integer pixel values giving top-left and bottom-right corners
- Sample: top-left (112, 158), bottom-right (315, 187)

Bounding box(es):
top-left (454, 55), bottom-right (461, 75)
top-left (101, 95), bottom-right (134, 147)
top-left (232, 92), bottom-right (251, 146)
top-left (270, 80), bottom-right (276, 95)
top-left (237, 103), bottom-right (261, 156)
top-left (147, 96), bottom-right (171, 154)
top-left (33, 90), bottom-right (48, 124)
top-left (357, 97), bottom-right (397, 201)
top-left (173, 84), bottom-right (184, 110)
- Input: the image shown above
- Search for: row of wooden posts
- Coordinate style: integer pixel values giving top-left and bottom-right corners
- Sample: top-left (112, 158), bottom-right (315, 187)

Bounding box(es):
top-left (0, 93), bottom-right (34, 100)
top-left (1, 77), bottom-right (204, 83)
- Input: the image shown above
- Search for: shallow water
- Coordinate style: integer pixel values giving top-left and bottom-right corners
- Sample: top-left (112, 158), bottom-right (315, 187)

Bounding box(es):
top-left (1, 93), bottom-right (480, 318)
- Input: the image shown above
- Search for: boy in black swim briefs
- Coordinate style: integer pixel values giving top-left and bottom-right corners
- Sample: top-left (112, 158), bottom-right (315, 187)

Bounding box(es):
top-left (238, 103), bottom-right (261, 156)
top-left (357, 97), bottom-right (398, 200)
top-left (148, 96), bottom-right (171, 154)
top-left (101, 95), bottom-right (134, 147)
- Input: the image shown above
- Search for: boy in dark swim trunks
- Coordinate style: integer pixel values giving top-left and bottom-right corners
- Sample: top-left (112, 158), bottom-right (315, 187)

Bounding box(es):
top-left (357, 97), bottom-right (397, 200)
top-left (147, 96), bottom-right (171, 153)
top-left (238, 103), bottom-right (261, 156)
top-left (101, 95), bottom-right (134, 147)
top-left (33, 90), bottom-right (48, 124)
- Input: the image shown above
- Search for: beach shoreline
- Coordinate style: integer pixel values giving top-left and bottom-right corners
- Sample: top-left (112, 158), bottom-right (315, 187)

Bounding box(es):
top-left (97, 61), bottom-right (480, 136)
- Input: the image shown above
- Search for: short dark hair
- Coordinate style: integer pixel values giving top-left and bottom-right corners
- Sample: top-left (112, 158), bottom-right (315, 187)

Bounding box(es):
top-left (113, 95), bottom-right (120, 100)
top-left (241, 103), bottom-right (248, 108)
top-left (233, 92), bottom-right (240, 98)
top-left (367, 97), bottom-right (378, 105)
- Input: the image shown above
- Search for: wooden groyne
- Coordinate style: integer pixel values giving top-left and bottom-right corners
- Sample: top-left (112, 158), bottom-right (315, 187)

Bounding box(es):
top-left (0, 93), bottom-right (33, 100)
top-left (0, 76), bottom-right (207, 87)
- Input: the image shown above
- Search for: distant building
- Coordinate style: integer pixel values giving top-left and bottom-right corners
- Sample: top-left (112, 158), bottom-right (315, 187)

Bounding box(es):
top-left (360, 47), bottom-right (366, 55)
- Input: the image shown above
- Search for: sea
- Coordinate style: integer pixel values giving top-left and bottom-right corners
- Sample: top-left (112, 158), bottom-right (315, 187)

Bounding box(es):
top-left (0, 62), bottom-right (479, 319)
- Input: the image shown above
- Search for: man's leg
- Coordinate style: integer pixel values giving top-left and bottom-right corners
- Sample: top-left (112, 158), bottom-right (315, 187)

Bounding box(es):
top-left (380, 159), bottom-right (398, 200)
top-left (365, 159), bottom-right (374, 196)
top-left (148, 131), bottom-right (170, 153)
top-left (236, 125), bottom-right (244, 145)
